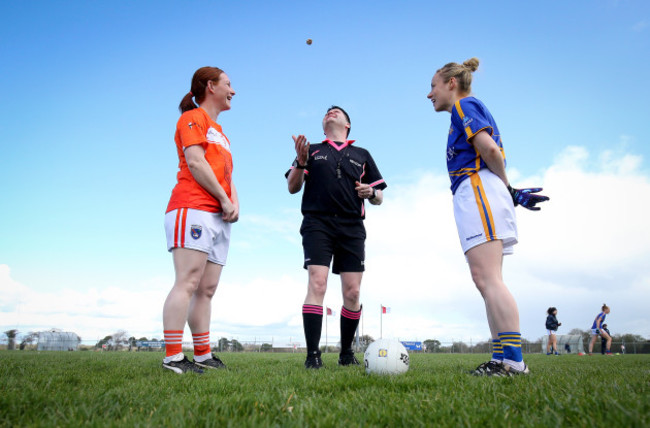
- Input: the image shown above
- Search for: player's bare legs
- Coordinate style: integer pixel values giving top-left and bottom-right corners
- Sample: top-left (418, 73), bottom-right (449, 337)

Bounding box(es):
top-left (466, 240), bottom-right (519, 333)
top-left (304, 265), bottom-right (329, 305)
top-left (592, 330), bottom-right (612, 353)
top-left (163, 248), bottom-right (209, 330)
top-left (547, 333), bottom-right (557, 354)
top-left (187, 261), bottom-right (223, 333)
top-left (340, 272), bottom-right (362, 311)
top-left (602, 330), bottom-right (612, 352)
top-left (466, 240), bottom-right (527, 374)
top-left (588, 334), bottom-right (597, 353)
top-left (185, 259), bottom-right (226, 368)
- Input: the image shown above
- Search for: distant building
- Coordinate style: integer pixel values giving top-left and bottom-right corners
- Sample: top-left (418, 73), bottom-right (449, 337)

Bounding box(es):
top-left (36, 329), bottom-right (81, 351)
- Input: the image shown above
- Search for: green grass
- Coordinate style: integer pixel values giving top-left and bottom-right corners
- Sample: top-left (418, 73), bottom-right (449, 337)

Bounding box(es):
top-left (0, 351), bottom-right (648, 427)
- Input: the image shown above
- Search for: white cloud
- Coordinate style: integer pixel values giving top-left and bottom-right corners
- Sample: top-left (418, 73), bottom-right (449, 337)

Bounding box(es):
top-left (1, 146), bottom-right (649, 346)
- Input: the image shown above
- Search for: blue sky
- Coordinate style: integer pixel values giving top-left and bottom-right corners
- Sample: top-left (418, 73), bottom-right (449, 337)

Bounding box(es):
top-left (1, 0), bottom-right (649, 346)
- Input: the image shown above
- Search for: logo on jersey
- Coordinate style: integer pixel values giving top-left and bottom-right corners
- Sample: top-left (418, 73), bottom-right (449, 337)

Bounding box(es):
top-left (447, 146), bottom-right (457, 161)
top-left (190, 225), bottom-right (202, 239)
top-left (466, 232), bottom-right (483, 241)
top-left (188, 122), bottom-right (196, 129)
top-left (207, 127), bottom-right (231, 152)
top-left (462, 116), bottom-right (474, 127)
top-left (349, 159), bottom-right (362, 167)
top-left (315, 155), bottom-right (327, 161)
top-left (449, 125), bottom-right (454, 136)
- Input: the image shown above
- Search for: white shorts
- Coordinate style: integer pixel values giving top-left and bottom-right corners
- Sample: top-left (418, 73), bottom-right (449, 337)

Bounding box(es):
top-left (547, 330), bottom-right (557, 336)
top-left (165, 208), bottom-right (231, 265)
top-left (453, 169), bottom-right (518, 255)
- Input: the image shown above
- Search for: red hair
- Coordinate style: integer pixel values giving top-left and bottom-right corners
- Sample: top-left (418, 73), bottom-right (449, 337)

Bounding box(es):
top-left (178, 66), bottom-right (225, 113)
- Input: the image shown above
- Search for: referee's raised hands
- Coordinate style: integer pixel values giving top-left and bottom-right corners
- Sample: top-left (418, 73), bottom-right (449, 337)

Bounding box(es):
top-left (292, 134), bottom-right (310, 166)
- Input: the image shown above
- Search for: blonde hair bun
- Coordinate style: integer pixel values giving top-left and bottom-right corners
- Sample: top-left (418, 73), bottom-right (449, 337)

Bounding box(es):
top-left (463, 57), bottom-right (479, 72)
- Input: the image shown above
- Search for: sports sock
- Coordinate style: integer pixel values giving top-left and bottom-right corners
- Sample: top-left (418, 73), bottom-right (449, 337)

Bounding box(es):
top-left (192, 331), bottom-right (211, 359)
top-left (491, 339), bottom-right (504, 362)
top-left (163, 330), bottom-right (184, 362)
top-left (302, 304), bottom-right (323, 355)
top-left (340, 306), bottom-right (362, 354)
top-left (499, 331), bottom-right (524, 370)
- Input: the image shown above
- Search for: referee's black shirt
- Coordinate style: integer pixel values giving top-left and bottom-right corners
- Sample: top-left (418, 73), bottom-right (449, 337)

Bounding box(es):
top-left (286, 140), bottom-right (387, 219)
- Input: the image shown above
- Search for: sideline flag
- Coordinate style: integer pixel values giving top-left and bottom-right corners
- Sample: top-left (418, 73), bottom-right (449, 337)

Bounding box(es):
top-left (382, 306), bottom-right (391, 314)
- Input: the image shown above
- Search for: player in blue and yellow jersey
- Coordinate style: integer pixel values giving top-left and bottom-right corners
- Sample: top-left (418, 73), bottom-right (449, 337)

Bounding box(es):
top-left (427, 58), bottom-right (549, 376)
top-left (588, 304), bottom-right (612, 355)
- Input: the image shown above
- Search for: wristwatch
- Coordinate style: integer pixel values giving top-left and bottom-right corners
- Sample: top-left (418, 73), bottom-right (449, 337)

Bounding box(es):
top-left (369, 188), bottom-right (377, 200)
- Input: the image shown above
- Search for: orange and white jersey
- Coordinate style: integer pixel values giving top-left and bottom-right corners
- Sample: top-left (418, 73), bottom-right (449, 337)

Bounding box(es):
top-left (166, 107), bottom-right (233, 213)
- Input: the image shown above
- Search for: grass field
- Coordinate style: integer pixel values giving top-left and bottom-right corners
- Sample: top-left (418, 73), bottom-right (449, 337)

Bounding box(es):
top-left (1, 351), bottom-right (648, 427)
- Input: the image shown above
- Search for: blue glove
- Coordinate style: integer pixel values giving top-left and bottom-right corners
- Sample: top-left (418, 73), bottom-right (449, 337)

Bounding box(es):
top-left (508, 186), bottom-right (549, 211)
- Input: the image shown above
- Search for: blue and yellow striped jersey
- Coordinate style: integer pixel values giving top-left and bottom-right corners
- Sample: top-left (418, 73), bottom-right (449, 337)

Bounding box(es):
top-left (447, 97), bottom-right (506, 194)
top-left (592, 312), bottom-right (606, 329)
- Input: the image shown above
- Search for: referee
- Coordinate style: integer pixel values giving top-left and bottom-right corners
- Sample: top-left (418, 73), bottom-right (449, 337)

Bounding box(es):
top-left (286, 106), bottom-right (387, 369)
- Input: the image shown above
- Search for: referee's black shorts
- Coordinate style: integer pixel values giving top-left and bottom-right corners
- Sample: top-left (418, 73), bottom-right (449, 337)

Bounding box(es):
top-left (300, 214), bottom-right (366, 274)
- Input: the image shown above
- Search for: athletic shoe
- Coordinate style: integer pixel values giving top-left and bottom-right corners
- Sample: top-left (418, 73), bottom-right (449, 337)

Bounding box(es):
top-left (193, 354), bottom-right (227, 369)
top-left (471, 360), bottom-right (509, 377)
top-left (305, 351), bottom-right (324, 369)
top-left (162, 355), bottom-right (204, 374)
top-left (338, 351), bottom-right (360, 366)
top-left (504, 363), bottom-right (530, 376)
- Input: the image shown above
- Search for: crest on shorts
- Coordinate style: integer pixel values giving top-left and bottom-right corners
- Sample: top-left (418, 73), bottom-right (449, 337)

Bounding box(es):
top-left (190, 225), bottom-right (202, 239)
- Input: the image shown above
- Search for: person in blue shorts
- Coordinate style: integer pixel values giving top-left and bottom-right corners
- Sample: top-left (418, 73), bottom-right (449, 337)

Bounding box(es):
top-left (427, 57), bottom-right (549, 376)
top-left (588, 304), bottom-right (611, 355)
top-left (545, 307), bottom-right (561, 355)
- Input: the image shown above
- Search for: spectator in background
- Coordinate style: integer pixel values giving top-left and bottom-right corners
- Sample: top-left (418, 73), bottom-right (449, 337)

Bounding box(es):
top-left (545, 307), bottom-right (561, 355)
top-left (600, 324), bottom-right (611, 355)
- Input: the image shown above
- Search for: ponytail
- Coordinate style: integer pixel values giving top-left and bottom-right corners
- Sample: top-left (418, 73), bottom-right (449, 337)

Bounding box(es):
top-left (179, 92), bottom-right (197, 113)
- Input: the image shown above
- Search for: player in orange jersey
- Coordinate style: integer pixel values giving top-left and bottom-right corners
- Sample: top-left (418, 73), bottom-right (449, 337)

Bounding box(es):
top-left (162, 67), bottom-right (239, 374)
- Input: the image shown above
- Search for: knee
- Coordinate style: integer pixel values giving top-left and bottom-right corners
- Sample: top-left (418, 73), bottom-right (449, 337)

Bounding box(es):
top-left (198, 283), bottom-right (218, 299)
top-left (343, 287), bottom-right (360, 303)
top-left (470, 272), bottom-right (489, 296)
top-left (175, 272), bottom-right (202, 295)
top-left (309, 276), bottom-right (328, 298)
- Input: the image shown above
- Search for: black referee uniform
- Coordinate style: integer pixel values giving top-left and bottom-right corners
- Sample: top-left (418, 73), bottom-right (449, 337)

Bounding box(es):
top-left (286, 139), bottom-right (387, 273)
top-left (286, 136), bottom-right (387, 368)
